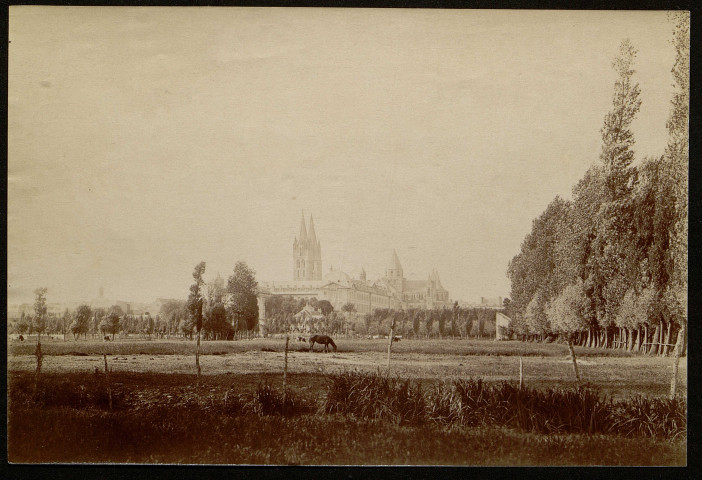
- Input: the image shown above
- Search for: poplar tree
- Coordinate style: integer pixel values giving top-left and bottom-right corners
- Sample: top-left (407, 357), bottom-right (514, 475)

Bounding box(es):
top-left (587, 39), bottom-right (642, 346)
top-left (187, 261), bottom-right (206, 381)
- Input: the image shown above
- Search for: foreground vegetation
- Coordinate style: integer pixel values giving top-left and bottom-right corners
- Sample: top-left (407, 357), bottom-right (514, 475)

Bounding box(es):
top-left (8, 371), bottom-right (686, 465)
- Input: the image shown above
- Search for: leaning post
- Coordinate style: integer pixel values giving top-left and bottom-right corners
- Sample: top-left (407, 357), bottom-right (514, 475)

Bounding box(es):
top-left (386, 317), bottom-right (396, 376)
top-left (670, 322), bottom-right (686, 398)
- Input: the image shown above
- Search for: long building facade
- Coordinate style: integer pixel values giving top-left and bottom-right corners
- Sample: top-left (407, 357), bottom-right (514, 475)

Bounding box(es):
top-left (260, 214), bottom-right (450, 315)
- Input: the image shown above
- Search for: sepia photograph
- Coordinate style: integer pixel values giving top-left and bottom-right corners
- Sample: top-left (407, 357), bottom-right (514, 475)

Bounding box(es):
top-left (7, 6), bottom-right (689, 466)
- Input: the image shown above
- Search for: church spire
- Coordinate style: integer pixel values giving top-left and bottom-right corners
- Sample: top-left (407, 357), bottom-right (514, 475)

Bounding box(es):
top-left (389, 249), bottom-right (403, 272)
top-left (298, 211), bottom-right (307, 242)
top-left (308, 214), bottom-right (317, 244)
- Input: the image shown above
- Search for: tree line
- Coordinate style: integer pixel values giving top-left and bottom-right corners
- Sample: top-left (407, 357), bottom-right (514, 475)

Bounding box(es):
top-left (262, 296), bottom-right (503, 339)
top-left (11, 260), bottom-right (261, 342)
top-left (506, 17), bottom-right (689, 359)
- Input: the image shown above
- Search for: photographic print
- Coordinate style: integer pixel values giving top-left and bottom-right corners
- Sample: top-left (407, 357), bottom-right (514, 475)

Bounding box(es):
top-left (7, 7), bottom-right (688, 465)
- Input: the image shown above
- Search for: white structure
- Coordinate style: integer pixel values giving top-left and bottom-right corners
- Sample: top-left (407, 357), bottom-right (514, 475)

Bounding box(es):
top-left (495, 312), bottom-right (512, 340)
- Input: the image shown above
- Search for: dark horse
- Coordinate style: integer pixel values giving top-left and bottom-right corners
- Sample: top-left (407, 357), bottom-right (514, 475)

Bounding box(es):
top-left (309, 335), bottom-right (337, 353)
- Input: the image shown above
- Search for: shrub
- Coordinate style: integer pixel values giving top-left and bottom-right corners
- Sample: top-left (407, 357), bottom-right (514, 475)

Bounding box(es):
top-left (425, 381), bottom-right (463, 426)
top-left (321, 372), bottom-right (426, 425)
top-left (10, 373), bottom-right (122, 410)
top-left (610, 395), bottom-right (686, 439)
top-left (387, 379), bottom-right (426, 425)
top-left (221, 389), bottom-right (247, 417)
top-left (247, 384), bottom-right (307, 417)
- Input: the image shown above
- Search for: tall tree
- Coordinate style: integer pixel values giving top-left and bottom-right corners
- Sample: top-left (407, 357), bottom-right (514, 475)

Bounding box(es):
top-left (665, 12), bottom-right (689, 324)
top-left (204, 303), bottom-right (231, 340)
top-left (227, 261), bottom-right (259, 336)
top-left (187, 261), bottom-right (206, 380)
top-left (72, 304), bottom-right (92, 339)
top-left (524, 290), bottom-right (550, 341)
top-left (665, 11), bottom-right (689, 390)
top-left (33, 288), bottom-right (48, 395)
top-left (100, 311), bottom-right (121, 340)
top-left (318, 300), bottom-right (334, 316)
top-left (600, 38), bottom-right (641, 201)
top-left (61, 309), bottom-right (72, 341)
top-left (586, 39), bottom-right (643, 346)
top-left (33, 288), bottom-right (48, 342)
top-left (507, 196), bottom-right (570, 327)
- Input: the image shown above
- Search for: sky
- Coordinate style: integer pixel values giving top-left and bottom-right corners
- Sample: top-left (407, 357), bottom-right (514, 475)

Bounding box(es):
top-left (8, 7), bottom-right (680, 306)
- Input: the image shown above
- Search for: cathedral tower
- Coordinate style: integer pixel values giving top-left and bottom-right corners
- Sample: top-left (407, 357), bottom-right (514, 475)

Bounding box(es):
top-left (293, 213), bottom-right (322, 281)
top-left (385, 249), bottom-right (404, 293)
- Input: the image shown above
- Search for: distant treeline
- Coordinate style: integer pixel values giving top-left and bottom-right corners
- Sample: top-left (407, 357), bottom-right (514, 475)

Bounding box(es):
top-left (263, 297), bottom-right (503, 338)
top-left (10, 261), bottom-right (262, 341)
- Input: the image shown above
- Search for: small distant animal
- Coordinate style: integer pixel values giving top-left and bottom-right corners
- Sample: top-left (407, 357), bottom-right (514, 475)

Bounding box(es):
top-left (18, 335), bottom-right (24, 342)
top-left (309, 334), bottom-right (337, 353)
top-left (298, 336), bottom-right (307, 342)
top-left (104, 336), bottom-right (111, 341)
top-left (393, 336), bottom-right (401, 342)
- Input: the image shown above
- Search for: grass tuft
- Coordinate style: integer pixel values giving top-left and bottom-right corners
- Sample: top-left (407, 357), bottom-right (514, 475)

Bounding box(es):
top-left (247, 383), bottom-right (309, 417)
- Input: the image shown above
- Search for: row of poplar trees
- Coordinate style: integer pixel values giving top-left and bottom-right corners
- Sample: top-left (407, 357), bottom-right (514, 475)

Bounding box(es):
top-left (507, 15), bottom-right (689, 358)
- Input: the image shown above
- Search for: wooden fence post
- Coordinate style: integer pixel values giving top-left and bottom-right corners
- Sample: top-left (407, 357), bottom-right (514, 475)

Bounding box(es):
top-left (519, 357), bottom-right (523, 390)
top-left (283, 336), bottom-right (289, 391)
top-left (33, 339), bottom-right (43, 398)
top-left (670, 323), bottom-right (686, 398)
top-left (387, 318), bottom-right (396, 376)
top-left (104, 354), bottom-right (113, 411)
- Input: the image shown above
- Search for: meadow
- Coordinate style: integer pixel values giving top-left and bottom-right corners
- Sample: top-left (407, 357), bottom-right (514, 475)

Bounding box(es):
top-left (9, 335), bottom-right (637, 357)
top-left (7, 337), bottom-right (687, 465)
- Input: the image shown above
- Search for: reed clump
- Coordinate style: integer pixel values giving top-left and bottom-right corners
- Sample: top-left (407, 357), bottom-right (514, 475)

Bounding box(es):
top-left (320, 372), bottom-right (685, 439)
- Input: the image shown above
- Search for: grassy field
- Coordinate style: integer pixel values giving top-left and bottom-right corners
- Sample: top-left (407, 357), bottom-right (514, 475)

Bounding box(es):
top-left (7, 337), bottom-right (687, 465)
top-left (8, 338), bottom-right (684, 399)
top-left (9, 336), bottom-right (639, 357)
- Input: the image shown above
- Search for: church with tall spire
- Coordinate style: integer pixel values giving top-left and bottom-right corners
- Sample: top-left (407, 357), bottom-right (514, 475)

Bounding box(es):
top-left (259, 213), bottom-right (450, 313)
top-left (293, 213), bottom-right (322, 281)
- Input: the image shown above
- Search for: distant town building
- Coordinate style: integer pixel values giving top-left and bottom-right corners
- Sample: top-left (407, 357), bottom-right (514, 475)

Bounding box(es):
top-left (480, 296), bottom-right (503, 308)
top-left (259, 214), bottom-right (451, 316)
top-left (495, 312), bottom-right (512, 340)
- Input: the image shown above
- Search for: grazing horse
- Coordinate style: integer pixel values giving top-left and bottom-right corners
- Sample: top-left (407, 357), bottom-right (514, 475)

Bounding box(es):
top-left (309, 335), bottom-right (337, 353)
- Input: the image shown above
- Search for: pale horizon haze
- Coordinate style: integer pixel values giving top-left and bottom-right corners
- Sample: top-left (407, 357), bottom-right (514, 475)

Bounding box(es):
top-left (8, 7), bottom-right (679, 307)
